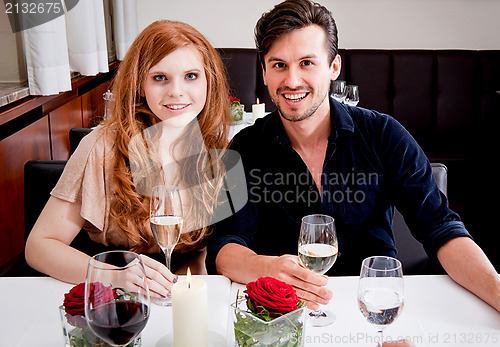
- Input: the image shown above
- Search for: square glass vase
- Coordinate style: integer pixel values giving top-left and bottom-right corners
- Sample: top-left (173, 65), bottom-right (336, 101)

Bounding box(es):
top-left (59, 305), bottom-right (140, 347)
top-left (231, 103), bottom-right (244, 124)
top-left (231, 300), bottom-right (306, 347)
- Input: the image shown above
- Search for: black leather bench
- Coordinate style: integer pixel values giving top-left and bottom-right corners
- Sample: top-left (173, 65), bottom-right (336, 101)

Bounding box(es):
top-left (217, 48), bottom-right (500, 270)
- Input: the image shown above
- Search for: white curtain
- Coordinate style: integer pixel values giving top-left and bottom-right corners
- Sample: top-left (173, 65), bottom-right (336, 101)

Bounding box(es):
top-left (113, 0), bottom-right (139, 60)
top-left (23, 14), bottom-right (71, 95)
top-left (22, 0), bottom-right (138, 96)
top-left (65, 0), bottom-right (108, 75)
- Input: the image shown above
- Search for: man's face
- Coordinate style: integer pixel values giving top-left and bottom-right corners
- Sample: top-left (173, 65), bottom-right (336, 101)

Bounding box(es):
top-left (262, 25), bottom-right (340, 122)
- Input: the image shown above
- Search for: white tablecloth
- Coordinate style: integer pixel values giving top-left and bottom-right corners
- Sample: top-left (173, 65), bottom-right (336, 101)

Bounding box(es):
top-left (229, 111), bottom-right (272, 139)
top-left (1, 275), bottom-right (499, 347)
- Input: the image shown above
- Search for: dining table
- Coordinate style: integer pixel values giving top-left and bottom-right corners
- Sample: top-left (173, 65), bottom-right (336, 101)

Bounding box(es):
top-left (1, 274), bottom-right (499, 347)
top-left (229, 111), bottom-right (269, 139)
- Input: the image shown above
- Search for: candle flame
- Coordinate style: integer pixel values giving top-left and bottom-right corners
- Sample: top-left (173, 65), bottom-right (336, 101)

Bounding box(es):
top-left (256, 98), bottom-right (260, 104)
top-left (187, 267), bottom-right (191, 289)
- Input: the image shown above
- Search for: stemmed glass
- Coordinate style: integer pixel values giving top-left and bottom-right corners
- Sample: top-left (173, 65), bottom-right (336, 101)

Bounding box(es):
top-left (150, 184), bottom-right (183, 306)
top-left (85, 251), bottom-right (150, 347)
top-left (358, 256), bottom-right (404, 347)
top-left (298, 214), bottom-right (338, 327)
top-left (331, 80), bottom-right (346, 103)
top-left (345, 85), bottom-right (360, 106)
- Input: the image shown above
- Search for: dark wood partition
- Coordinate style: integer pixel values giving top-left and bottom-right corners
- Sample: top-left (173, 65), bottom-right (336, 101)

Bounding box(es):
top-left (0, 64), bottom-right (117, 272)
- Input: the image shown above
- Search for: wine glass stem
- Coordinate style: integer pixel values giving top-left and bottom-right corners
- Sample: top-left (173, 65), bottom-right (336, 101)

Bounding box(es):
top-left (377, 330), bottom-right (383, 347)
top-left (163, 247), bottom-right (174, 270)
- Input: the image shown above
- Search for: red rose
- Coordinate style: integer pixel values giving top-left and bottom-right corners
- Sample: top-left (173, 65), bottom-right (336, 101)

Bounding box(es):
top-left (245, 277), bottom-right (300, 316)
top-left (229, 96), bottom-right (240, 103)
top-left (63, 282), bottom-right (116, 317)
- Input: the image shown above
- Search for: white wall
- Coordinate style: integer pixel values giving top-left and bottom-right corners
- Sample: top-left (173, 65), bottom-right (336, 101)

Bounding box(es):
top-left (0, 10), bottom-right (25, 83)
top-left (138, 0), bottom-right (500, 50)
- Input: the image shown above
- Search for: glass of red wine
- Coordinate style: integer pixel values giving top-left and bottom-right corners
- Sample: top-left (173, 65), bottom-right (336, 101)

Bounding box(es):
top-left (85, 251), bottom-right (150, 347)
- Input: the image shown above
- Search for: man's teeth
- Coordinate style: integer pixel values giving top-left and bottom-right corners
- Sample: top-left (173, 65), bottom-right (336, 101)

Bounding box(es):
top-left (166, 104), bottom-right (188, 110)
top-left (283, 93), bottom-right (307, 101)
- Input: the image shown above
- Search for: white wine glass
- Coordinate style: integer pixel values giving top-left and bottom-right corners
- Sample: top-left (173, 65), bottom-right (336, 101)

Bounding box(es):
top-left (331, 80), bottom-right (346, 103)
top-left (358, 256), bottom-right (404, 347)
top-left (298, 214), bottom-right (338, 327)
top-left (345, 85), bottom-right (359, 106)
top-left (85, 251), bottom-right (150, 347)
top-left (150, 185), bottom-right (183, 306)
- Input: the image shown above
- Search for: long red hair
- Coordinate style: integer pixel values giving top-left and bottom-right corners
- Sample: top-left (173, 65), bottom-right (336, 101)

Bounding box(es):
top-left (103, 20), bottom-right (231, 252)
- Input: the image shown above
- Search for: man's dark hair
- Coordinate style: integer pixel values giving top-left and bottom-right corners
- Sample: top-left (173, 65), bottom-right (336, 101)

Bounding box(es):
top-left (254, 0), bottom-right (338, 69)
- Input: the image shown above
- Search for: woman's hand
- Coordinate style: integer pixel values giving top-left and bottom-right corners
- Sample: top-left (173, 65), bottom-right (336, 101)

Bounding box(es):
top-left (139, 255), bottom-right (178, 299)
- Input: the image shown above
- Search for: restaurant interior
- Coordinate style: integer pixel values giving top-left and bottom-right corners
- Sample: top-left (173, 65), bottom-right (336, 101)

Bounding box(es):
top-left (0, 1), bottom-right (499, 345)
top-left (1, 0), bottom-right (499, 276)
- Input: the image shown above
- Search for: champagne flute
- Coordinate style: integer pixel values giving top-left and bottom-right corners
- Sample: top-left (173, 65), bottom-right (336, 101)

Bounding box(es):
top-left (298, 214), bottom-right (338, 327)
top-left (150, 185), bottom-right (183, 306)
top-left (331, 80), bottom-right (346, 103)
top-left (85, 251), bottom-right (150, 347)
top-left (358, 256), bottom-right (404, 347)
top-left (345, 85), bottom-right (360, 106)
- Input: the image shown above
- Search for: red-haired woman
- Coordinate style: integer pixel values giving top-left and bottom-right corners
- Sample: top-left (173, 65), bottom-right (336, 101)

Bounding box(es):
top-left (26, 20), bottom-right (231, 299)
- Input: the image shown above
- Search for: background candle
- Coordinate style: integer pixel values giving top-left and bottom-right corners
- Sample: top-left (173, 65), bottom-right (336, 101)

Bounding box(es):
top-left (172, 269), bottom-right (208, 347)
top-left (252, 98), bottom-right (265, 121)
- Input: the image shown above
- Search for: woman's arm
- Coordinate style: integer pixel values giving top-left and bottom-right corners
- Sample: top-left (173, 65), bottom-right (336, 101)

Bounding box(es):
top-left (25, 196), bottom-right (89, 283)
top-left (25, 196), bottom-right (179, 298)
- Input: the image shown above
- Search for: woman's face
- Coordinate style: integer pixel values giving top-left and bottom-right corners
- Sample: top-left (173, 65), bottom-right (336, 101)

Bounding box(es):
top-left (143, 44), bottom-right (207, 127)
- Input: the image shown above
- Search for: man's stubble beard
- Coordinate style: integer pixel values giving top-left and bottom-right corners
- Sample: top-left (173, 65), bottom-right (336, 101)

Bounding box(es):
top-left (272, 87), bottom-right (329, 123)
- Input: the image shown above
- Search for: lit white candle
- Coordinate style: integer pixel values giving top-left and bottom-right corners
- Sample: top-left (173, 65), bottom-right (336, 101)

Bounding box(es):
top-left (172, 268), bottom-right (208, 347)
top-left (252, 98), bottom-right (266, 121)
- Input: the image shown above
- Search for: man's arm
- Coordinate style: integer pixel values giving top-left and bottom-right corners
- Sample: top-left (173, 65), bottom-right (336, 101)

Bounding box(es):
top-left (437, 237), bottom-right (500, 312)
top-left (376, 118), bottom-right (500, 310)
top-left (216, 243), bottom-right (332, 309)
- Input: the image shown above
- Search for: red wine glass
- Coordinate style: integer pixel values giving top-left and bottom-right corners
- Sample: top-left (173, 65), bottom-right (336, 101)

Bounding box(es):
top-left (85, 251), bottom-right (150, 347)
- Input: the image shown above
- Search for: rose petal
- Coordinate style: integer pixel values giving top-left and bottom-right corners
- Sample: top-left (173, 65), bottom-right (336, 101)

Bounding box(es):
top-left (245, 277), bottom-right (300, 314)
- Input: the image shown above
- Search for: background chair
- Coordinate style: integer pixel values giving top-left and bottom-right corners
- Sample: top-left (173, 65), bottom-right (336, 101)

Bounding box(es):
top-left (394, 163), bottom-right (448, 275)
top-left (7, 159), bottom-right (110, 276)
top-left (24, 161), bottom-right (67, 241)
top-left (3, 160), bottom-right (67, 276)
top-left (69, 127), bottom-right (93, 155)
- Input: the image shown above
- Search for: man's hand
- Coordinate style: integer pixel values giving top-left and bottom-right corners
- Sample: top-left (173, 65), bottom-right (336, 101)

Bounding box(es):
top-left (268, 255), bottom-right (332, 310)
top-left (216, 244), bottom-right (332, 309)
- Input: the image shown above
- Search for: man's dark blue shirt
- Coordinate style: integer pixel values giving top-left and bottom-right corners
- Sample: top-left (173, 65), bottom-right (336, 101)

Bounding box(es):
top-left (207, 98), bottom-right (470, 275)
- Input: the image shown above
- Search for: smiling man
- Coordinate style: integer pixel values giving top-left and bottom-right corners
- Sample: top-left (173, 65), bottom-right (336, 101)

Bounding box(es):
top-left (263, 25), bottom-right (335, 123)
top-left (207, 0), bottom-right (500, 313)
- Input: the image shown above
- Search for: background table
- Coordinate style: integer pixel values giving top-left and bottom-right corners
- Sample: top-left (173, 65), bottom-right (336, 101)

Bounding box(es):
top-left (1, 275), bottom-right (499, 347)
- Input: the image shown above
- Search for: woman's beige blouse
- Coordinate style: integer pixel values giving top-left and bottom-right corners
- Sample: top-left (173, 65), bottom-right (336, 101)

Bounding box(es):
top-left (51, 125), bottom-right (133, 248)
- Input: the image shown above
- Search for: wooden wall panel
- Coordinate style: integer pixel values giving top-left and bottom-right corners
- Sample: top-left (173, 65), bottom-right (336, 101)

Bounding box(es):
top-left (0, 64), bottom-right (118, 271)
top-left (49, 97), bottom-right (83, 160)
top-left (0, 116), bottom-right (51, 267)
